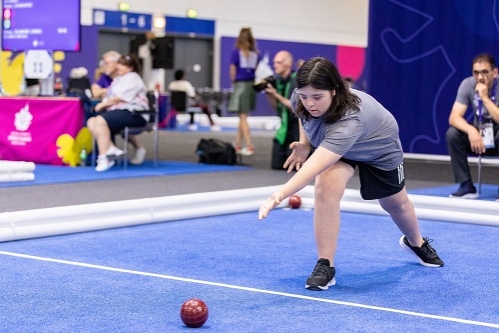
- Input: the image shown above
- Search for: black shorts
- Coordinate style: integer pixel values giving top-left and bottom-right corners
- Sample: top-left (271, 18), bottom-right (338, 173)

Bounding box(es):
top-left (340, 158), bottom-right (405, 200)
top-left (100, 109), bottom-right (147, 135)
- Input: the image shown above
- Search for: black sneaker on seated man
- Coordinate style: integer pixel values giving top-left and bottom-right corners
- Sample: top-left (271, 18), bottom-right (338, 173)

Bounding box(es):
top-left (399, 236), bottom-right (444, 267)
top-left (305, 258), bottom-right (336, 290)
top-left (449, 180), bottom-right (478, 199)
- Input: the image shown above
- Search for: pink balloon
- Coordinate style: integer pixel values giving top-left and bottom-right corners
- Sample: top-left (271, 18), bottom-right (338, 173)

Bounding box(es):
top-left (336, 46), bottom-right (365, 80)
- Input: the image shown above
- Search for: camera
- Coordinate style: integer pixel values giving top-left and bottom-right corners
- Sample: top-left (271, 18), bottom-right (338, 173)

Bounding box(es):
top-left (253, 75), bottom-right (276, 92)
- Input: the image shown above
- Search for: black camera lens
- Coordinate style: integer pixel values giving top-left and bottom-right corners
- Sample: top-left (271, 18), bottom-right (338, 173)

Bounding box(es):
top-left (265, 76), bottom-right (276, 88)
top-left (253, 75), bottom-right (276, 92)
top-left (253, 81), bottom-right (267, 92)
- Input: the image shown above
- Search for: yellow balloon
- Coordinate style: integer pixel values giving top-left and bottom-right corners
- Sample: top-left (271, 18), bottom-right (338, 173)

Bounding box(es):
top-left (53, 63), bottom-right (62, 73)
top-left (55, 127), bottom-right (93, 167)
top-left (53, 51), bottom-right (65, 61)
top-left (0, 51), bottom-right (24, 95)
top-left (75, 127), bottom-right (93, 152)
top-left (56, 134), bottom-right (78, 167)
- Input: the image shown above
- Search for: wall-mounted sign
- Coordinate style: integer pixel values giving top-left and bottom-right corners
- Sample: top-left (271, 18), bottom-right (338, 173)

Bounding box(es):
top-left (93, 9), bottom-right (152, 31)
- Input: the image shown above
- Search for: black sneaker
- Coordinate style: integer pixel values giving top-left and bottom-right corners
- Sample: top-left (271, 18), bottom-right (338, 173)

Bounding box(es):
top-left (399, 236), bottom-right (444, 267)
top-left (449, 181), bottom-right (478, 199)
top-left (305, 258), bottom-right (336, 290)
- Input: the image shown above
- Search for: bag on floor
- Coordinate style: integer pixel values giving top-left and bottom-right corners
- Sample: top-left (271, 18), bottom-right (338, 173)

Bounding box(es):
top-left (196, 138), bottom-right (237, 165)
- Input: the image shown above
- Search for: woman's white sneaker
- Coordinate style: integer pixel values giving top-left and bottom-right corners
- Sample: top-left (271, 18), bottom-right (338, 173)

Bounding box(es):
top-left (210, 124), bottom-right (222, 132)
top-left (130, 147), bottom-right (146, 165)
top-left (106, 146), bottom-right (124, 160)
top-left (95, 155), bottom-right (115, 172)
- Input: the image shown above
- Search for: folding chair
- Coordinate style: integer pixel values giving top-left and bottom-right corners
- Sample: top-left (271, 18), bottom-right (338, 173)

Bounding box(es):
top-left (476, 103), bottom-right (498, 195)
top-left (476, 154), bottom-right (499, 195)
top-left (66, 77), bottom-right (93, 121)
top-left (91, 90), bottom-right (160, 170)
top-left (169, 90), bottom-right (203, 125)
top-left (478, 155), bottom-right (483, 195)
top-left (121, 90), bottom-right (160, 170)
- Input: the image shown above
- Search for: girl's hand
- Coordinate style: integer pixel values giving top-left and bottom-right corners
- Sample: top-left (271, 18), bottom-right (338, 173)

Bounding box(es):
top-left (258, 195), bottom-right (282, 220)
top-left (283, 141), bottom-right (310, 172)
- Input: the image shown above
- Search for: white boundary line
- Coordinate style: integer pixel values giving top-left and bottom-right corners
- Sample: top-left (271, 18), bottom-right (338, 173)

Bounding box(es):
top-left (1, 250), bottom-right (498, 329)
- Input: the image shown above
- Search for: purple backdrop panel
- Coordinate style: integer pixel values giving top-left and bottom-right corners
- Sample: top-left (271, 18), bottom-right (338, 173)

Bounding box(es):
top-left (367, 0), bottom-right (499, 154)
top-left (58, 25), bottom-right (99, 88)
top-left (220, 37), bottom-right (367, 116)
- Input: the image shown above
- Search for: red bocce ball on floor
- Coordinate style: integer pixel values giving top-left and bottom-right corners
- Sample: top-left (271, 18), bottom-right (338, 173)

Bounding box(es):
top-left (180, 298), bottom-right (209, 328)
top-left (288, 194), bottom-right (302, 209)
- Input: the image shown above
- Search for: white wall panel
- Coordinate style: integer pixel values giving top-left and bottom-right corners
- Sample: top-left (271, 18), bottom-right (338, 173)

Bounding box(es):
top-left (81, 0), bottom-right (368, 46)
top-left (81, 0), bottom-right (368, 87)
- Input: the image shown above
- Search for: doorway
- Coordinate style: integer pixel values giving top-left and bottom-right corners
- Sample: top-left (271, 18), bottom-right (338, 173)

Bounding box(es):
top-left (96, 30), bottom-right (213, 90)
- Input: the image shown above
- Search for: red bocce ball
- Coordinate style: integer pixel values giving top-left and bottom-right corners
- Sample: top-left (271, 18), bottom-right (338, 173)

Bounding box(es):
top-left (288, 194), bottom-right (302, 209)
top-left (180, 298), bottom-right (209, 328)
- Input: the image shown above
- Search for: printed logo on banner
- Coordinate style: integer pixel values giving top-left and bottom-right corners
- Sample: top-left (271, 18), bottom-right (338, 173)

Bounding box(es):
top-left (8, 103), bottom-right (33, 146)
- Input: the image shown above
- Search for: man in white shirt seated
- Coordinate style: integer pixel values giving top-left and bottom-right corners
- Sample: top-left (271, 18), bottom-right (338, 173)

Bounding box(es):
top-left (168, 69), bottom-right (221, 131)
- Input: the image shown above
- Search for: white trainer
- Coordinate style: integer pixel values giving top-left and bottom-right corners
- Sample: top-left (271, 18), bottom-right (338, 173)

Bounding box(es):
top-left (95, 155), bottom-right (115, 172)
top-left (106, 145), bottom-right (124, 159)
top-left (210, 124), bottom-right (222, 132)
top-left (130, 147), bottom-right (147, 165)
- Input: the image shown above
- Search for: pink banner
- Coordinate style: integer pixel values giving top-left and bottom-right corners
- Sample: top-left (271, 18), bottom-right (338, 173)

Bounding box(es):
top-left (0, 97), bottom-right (84, 165)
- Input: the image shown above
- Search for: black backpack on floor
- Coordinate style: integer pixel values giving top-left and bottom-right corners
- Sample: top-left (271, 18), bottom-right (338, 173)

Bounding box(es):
top-left (196, 138), bottom-right (237, 165)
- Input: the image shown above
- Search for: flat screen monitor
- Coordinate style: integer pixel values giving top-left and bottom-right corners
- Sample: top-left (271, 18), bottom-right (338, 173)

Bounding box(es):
top-left (1, 0), bottom-right (81, 52)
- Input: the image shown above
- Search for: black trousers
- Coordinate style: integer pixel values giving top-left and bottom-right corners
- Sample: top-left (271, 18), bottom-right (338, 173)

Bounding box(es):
top-left (445, 125), bottom-right (499, 183)
top-left (271, 138), bottom-right (293, 170)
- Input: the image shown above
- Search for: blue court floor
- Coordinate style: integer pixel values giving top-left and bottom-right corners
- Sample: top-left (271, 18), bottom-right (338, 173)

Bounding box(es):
top-left (0, 208), bottom-right (498, 332)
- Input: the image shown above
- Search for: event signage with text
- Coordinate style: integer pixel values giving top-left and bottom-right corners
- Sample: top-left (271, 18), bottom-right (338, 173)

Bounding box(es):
top-left (93, 9), bottom-right (152, 31)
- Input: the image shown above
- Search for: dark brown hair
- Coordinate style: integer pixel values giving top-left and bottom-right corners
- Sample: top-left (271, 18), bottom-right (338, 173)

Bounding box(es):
top-left (117, 54), bottom-right (141, 73)
top-left (294, 57), bottom-right (360, 122)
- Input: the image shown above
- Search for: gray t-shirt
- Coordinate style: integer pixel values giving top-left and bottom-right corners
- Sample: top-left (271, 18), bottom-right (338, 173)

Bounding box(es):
top-left (455, 76), bottom-right (499, 123)
top-left (298, 89), bottom-right (403, 171)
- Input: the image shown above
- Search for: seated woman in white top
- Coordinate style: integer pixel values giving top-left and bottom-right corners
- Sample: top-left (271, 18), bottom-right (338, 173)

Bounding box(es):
top-left (87, 55), bottom-right (149, 172)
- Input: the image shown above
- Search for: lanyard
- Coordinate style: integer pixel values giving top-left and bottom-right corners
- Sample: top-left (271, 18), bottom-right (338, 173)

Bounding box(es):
top-left (274, 72), bottom-right (296, 145)
top-left (276, 75), bottom-right (293, 111)
top-left (478, 78), bottom-right (497, 123)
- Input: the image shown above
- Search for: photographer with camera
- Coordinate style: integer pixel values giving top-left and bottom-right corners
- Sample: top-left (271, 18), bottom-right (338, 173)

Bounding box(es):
top-left (263, 50), bottom-right (301, 169)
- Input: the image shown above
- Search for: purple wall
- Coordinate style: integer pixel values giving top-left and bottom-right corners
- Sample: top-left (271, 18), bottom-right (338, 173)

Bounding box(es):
top-left (57, 29), bottom-right (367, 119)
top-left (220, 37), bottom-right (367, 116)
top-left (367, 0), bottom-right (499, 154)
top-left (58, 25), bottom-right (99, 86)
